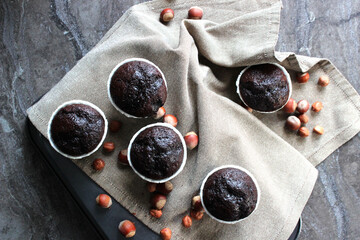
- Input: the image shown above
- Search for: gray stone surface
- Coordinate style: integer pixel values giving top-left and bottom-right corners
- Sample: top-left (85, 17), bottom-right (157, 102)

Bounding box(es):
top-left (0, 0), bottom-right (359, 239)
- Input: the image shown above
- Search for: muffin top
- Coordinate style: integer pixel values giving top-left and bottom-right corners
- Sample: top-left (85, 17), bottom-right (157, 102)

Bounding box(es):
top-left (109, 60), bottom-right (167, 117)
top-left (50, 103), bottom-right (105, 156)
top-left (202, 167), bottom-right (258, 221)
top-left (130, 125), bottom-right (184, 180)
top-left (239, 64), bottom-right (289, 112)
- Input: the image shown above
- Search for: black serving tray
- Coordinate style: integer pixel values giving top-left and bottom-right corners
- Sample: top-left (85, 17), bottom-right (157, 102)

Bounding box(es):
top-left (27, 118), bottom-right (301, 240)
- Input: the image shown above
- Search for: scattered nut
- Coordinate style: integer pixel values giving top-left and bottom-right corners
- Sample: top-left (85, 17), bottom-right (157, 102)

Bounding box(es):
top-left (188, 6), bottom-right (203, 19)
top-left (154, 107), bottom-right (166, 119)
top-left (313, 125), bottom-right (324, 135)
top-left (160, 228), bottom-right (172, 240)
top-left (312, 101), bottom-right (323, 112)
top-left (182, 215), bottom-right (192, 228)
top-left (109, 120), bottom-right (121, 132)
top-left (184, 132), bottom-right (199, 150)
top-left (96, 194), bottom-right (112, 208)
top-left (296, 72), bottom-right (310, 83)
top-left (103, 142), bottom-right (115, 152)
top-left (283, 98), bottom-right (297, 113)
top-left (297, 100), bottom-right (310, 113)
top-left (298, 114), bottom-right (309, 124)
top-left (160, 8), bottom-right (174, 23)
top-left (92, 158), bottom-right (105, 171)
top-left (191, 195), bottom-right (204, 212)
top-left (318, 75), bottom-right (330, 87)
top-left (151, 194), bottom-right (167, 210)
top-left (150, 209), bottom-right (163, 219)
top-left (190, 209), bottom-right (204, 220)
top-left (298, 127), bottom-right (310, 137)
top-left (286, 116), bottom-right (301, 131)
top-left (118, 220), bottom-right (136, 238)
top-left (164, 114), bottom-right (178, 127)
top-left (147, 182), bottom-right (157, 193)
top-left (156, 181), bottom-right (173, 195)
top-left (118, 149), bottom-right (129, 165)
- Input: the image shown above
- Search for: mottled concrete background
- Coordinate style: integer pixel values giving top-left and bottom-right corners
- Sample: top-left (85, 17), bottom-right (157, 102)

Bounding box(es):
top-left (1, 0), bottom-right (359, 239)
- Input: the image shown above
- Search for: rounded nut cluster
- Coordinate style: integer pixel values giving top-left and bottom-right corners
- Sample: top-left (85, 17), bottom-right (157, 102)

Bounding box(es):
top-left (298, 127), bottom-right (310, 137)
top-left (297, 72), bottom-right (310, 83)
top-left (92, 158), bottom-right (105, 171)
top-left (118, 220), bottom-right (136, 238)
top-left (103, 142), bottom-right (115, 152)
top-left (182, 215), bottom-right (192, 228)
top-left (118, 149), bottom-right (129, 165)
top-left (188, 6), bottom-right (203, 19)
top-left (318, 75), bottom-right (330, 87)
top-left (164, 114), bottom-right (178, 127)
top-left (96, 194), bottom-right (112, 208)
top-left (297, 100), bottom-right (310, 113)
top-left (184, 132), bottom-right (199, 150)
top-left (286, 116), bottom-right (301, 131)
top-left (160, 8), bottom-right (174, 22)
top-left (160, 228), bottom-right (172, 240)
top-left (312, 101), bottom-right (323, 112)
top-left (283, 98), bottom-right (297, 113)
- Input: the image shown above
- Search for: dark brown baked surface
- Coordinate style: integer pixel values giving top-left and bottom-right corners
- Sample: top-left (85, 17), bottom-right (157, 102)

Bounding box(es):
top-left (110, 60), bottom-right (167, 117)
top-left (239, 64), bottom-right (289, 112)
top-left (130, 126), bottom-right (184, 180)
top-left (203, 167), bottom-right (258, 221)
top-left (50, 103), bottom-right (105, 156)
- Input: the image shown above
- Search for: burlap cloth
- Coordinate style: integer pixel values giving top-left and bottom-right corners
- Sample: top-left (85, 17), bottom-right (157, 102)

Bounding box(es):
top-left (27, 0), bottom-right (360, 239)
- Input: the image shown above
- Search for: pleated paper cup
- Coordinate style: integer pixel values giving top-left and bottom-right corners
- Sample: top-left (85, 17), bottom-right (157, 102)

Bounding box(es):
top-left (200, 165), bottom-right (260, 224)
top-left (47, 100), bottom-right (108, 160)
top-left (107, 58), bottom-right (168, 118)
top-left (128, 122), bottom-right (187, 183)
top-left (236, 63), bottom-right (292, 113)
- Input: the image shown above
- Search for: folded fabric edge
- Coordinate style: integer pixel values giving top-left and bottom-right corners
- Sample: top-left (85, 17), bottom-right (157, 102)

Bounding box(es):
top-left (275, 52), bottom-right (360, 166)
top-left (274, 166), bottom-right (318, 240)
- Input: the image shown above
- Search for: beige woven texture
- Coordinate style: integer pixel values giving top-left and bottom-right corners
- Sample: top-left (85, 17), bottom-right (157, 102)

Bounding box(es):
top-left (27, 0), bottom-right (360, 239)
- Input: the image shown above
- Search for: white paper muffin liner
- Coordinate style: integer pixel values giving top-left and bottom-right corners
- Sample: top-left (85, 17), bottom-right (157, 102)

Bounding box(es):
top-left (200, 165), bottom-right (261, 224)
top-left (236, 63), bottom-right (292, 113)
top-left (47, 100), bottom-right (108, 160)
top-left (128, 122), bottom-right (187, 183)
top-left (107, 58), bottom-right (168, 119)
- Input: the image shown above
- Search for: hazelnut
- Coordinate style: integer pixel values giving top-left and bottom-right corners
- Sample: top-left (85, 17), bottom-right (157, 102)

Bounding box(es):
top-left (296, 72), bottom-right (310, 83)
top-left (151, 194), bottom-right (167, 210)
top-left (298, 127), bottom-right (310, 137)
top-left (109, 120), bottom-right (121, 132)
top-left (160, 8), bottom-right (174, 23)
top-left (96, 194), bottom-right (112, 208)
top-left (103, 142), bottom-right (115, 152)
top-left (191, 195), bottom-right (204, 212)
top-left (188, 6), bottom-right (203, 19)
top-left (297, 100), bottom-right (310, 113)
top-left (182, 215), bottom-right (192, 228)
top-left (240, 101), bottom-right (253, 112)
top-left (312, 101), bottom-right (323, 112)
top-left (184, 132), bottom-right (199, 150)
top-left (92, 158), bottom-right (105, 171)
top-left (150, 209), bottom-right (162, 219)
top-left (147, 182), bottom-right (157, 193)
top-left (190, 209), bottom-right (204, 220)
top-left (160, 228), bottom-right (172, 240)
top-left (164, 114), bottom-right (178, 127)
top-left (298, 114), bottom-right (309, 124)
top-left (156, 181), bottom-right (173, 195)
top-left (118, 149), bottom-right (129, 165)
top-left (154, 107), bottom-right (166, 119)
top-left (313, 125), bottom-right (324, 135)
top-left (283, 98), bottom-right (297, 113)
top-left (118, 220), bottom-right (136, 238)
top-left (286, 116), bottom-right (301, 131)
top-left (318, 75), bottom-right (330, 87)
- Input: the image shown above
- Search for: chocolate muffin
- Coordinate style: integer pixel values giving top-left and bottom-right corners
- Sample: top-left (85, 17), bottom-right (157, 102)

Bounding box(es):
top-left (109, 59), bottom-right (167, 118)
top-left (238, 63), bottom-right (290, 112)
top-left (202, 167), bottom-right (258, 222)
top-left (50, 103), bottom-right (106, 157)
top-left (130, 125), bottom-right (184, 180)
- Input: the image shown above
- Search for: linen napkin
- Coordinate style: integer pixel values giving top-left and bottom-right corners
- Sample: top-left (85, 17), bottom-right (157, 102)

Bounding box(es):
top-left (27, 0), bottom-right (360, 239)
